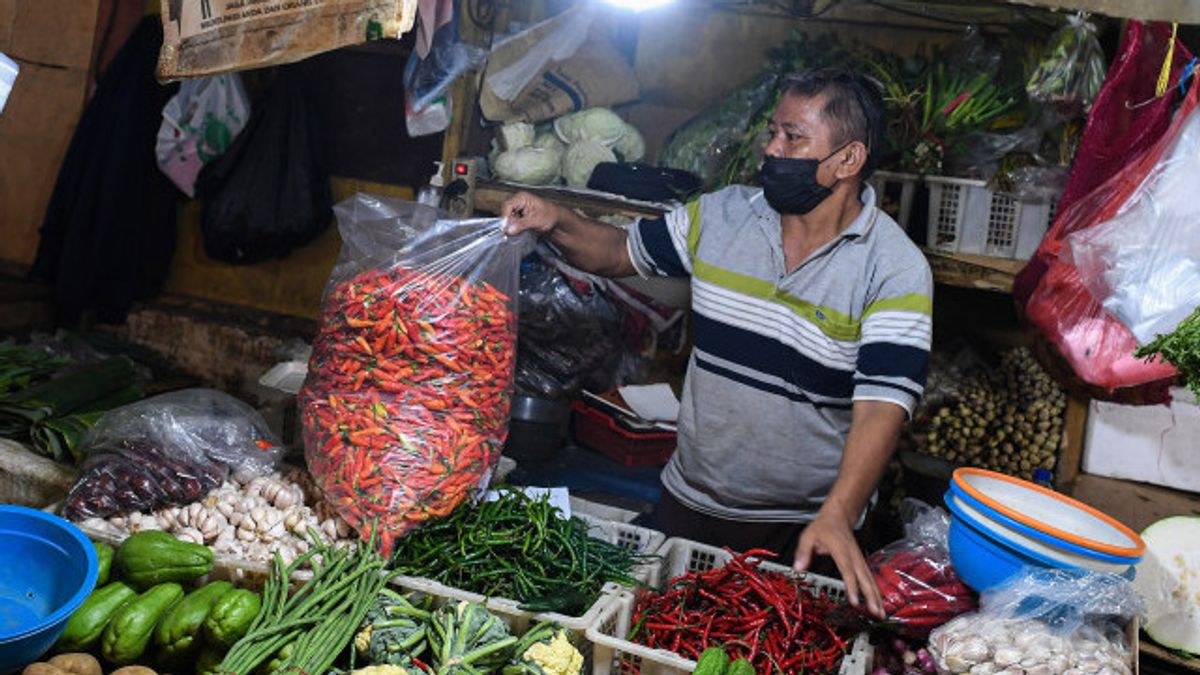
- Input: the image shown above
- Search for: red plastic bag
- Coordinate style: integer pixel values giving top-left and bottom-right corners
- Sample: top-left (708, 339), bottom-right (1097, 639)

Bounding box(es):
top-left (869, 502), bottom-right (976, 638)
top-left (1018, 22), bottom-right (1194, 394)
top-left (299, 194), bottom-right (532, 555)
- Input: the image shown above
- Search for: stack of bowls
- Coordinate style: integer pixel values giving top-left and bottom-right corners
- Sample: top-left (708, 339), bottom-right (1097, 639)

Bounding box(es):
top-left (943, 468), bottom-right (1144, 592)
top-left (0, 505), bottom-right (99, 673)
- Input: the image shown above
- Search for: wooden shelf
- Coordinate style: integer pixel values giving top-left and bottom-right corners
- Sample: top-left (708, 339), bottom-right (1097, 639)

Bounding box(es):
top-left (924, 249), bottom-right (1026, 294)
top-left (472, 180), bottom-right (670, 220)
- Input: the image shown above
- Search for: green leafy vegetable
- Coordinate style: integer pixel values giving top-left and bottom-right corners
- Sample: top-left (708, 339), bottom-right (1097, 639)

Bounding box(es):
top-left (1136, 306), bottom-right (1200, 399)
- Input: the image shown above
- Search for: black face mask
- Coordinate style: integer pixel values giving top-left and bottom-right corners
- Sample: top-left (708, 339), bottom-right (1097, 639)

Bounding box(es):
top-left (759, 145), bottom-right (846, 215)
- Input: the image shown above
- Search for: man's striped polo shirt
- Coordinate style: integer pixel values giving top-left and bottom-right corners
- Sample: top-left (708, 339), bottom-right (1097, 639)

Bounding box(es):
top-left (626, 184), bottom-right (932, 523)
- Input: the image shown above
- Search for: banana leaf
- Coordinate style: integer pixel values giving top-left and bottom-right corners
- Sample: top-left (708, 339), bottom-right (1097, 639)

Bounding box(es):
top-left (0, 357), bottom-right (138, 444)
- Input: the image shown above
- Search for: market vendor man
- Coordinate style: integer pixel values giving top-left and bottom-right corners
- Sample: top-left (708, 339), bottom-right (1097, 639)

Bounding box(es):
top-left (501, 68), bottom-right (932, 618)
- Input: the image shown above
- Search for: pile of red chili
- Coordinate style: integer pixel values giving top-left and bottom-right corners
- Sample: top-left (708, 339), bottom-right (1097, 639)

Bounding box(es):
top-left (869, 547), bottom-right (975, 637)
top-left (630, 549), bottom-right (856, 675)
top-left (300, 265), bottom-right (516, 556)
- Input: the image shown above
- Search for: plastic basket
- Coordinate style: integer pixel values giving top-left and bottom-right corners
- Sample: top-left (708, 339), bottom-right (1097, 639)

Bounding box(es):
top-left (586, 538), bottom-right (872, 675)
top-left (867, 170), bottom-right (920, 231)
top-left (925, 176), bottom-right (1057, 260)
top-left (392, 512), bottom-right (665, 667)
top-left (572, 402), bottom-right (676, 468)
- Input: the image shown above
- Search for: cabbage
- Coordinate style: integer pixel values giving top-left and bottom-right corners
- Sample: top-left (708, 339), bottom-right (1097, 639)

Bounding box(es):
top-left (553, 108), bottom-right (625, 146)
top-left (494, 147), bottom-right (561, 185)
top-left (498, 122), bottom-right (535, 151)
top-left (533, 132), bottom-right (565, 154)
top-left (613, 122), bottom-right (645, 163)
top-left (562, 140), bottom-right (615, 188)
top-left (1134, 516), bottom-right (1200, 655)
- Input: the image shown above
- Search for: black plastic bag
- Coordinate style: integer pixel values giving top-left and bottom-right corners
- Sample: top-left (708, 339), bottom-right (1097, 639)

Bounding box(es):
top-left (196, 68), bottom-right (331, 264)
top-left (587, 162), bottom-right (701, 202)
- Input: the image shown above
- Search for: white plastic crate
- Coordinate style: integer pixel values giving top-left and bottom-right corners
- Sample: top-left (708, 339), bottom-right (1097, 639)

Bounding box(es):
top-left (393, 512), bottom-right (665, 667)
top-left (586, 538), bottom-right (872, 675)
top-left (867, 170), bottom-right (920, 232)
top-left (925, 175), bottom-right (1056, 260)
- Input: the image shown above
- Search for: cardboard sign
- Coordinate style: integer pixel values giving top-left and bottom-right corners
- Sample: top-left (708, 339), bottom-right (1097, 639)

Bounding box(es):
top-left (157, 0), bottom-right (417, 81)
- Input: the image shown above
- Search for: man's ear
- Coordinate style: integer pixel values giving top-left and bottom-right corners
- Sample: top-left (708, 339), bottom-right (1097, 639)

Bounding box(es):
top-left (834, 141), bottom-right (868, 179)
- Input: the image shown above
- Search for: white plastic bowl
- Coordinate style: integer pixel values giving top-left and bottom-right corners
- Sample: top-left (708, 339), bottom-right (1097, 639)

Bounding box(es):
top-left (952, 468), bottom-right (1144, 559)
top-left (947, 493), bottom-right (1134, 576)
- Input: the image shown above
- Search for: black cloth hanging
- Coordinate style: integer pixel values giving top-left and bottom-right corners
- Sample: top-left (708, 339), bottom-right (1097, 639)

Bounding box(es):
top-left (195, 67), bottom-right (331, 264)
top-left (29, 18), bottom-right (179, 325)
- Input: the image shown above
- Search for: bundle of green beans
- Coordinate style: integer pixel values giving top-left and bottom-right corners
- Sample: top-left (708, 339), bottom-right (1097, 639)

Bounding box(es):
top-left (220, 530), bottom-right (396, 675)
top-left (390, 489), bottom-right (654, 615)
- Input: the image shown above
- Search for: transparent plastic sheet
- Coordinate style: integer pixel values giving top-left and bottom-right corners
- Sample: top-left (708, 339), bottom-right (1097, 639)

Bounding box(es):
top-left (62, 389), bottom-right (283, 521)
top-left (1022, 44), bottom-right (1198, 393)
top-left (299, 194), bottom-right (534, 555)
top-left (658, 71), bottom-right (779, 190)
top-left (868, 500), bottom-right (977, 638)
top-left (1026, 14), bottom-right (1107, 118)
top-left (515, 250), bottom-right (628, 399)
top-left (927, 569), bottom-right (1141, 674)
top-left (1063, 101), bottom-right (1200, 345)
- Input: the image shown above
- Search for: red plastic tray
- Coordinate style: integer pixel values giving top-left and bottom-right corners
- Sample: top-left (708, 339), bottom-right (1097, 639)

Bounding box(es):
top-left (571, 401), bottom-right (677, 468)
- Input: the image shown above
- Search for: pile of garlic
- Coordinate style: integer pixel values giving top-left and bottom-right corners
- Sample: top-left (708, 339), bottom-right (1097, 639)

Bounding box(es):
top-left (928, 615), bottom-right (1132, 675)
top-left (79, 466), bottom-right (357, 567)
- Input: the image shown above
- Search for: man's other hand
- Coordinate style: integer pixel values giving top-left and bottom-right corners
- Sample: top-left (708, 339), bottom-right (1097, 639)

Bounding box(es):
top-left (793, 503), bottom-right (885, 618)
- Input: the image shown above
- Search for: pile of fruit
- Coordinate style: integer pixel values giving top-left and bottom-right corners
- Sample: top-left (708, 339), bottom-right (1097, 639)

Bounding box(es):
top-left (919, 348), bottom-right (1067, 481)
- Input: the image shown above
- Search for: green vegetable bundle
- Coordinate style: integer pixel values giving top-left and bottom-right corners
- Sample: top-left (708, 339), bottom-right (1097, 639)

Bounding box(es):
top-left (389, 489), bottom-right (653, 615)
top-left (0, 342), bottom-right (69, 396)
top-left (220, 530), bottom-right (395, 675)
top-left (1136, 306), bottom-right (1200, 400)
top-left (0, 356), bottom-right (142, 462)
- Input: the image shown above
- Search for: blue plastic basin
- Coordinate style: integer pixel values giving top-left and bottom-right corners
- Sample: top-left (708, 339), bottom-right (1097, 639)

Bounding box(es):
top-left (0, 506), bottom-right (98, 674)
top-left (944, 491), bottom-right (1061, 592)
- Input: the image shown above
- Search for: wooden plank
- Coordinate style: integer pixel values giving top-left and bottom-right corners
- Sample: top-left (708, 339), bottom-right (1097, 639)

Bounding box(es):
top-left (1006, 0), bottom-right (1200, 24)
top-left (1069, 473), bottom-right (1200, 534)
top-left (1055, 392), bottom-right (1089, 490)
top-left (924, 249), bottom-right (1025, 294)
top-left (472, 180), bottom-right (670, 220)
top-left (1141, 642), bottom-right (1200, 674)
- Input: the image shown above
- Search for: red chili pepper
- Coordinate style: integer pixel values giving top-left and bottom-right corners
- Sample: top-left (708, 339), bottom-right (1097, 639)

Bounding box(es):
top-left (300, 264), bottom-right (516, 555)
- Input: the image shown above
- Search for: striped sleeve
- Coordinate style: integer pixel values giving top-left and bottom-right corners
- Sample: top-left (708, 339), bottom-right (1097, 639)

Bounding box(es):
top-left (625, 200), bottom-right (702, 278)
top-left (853, 264), bottom-right (933, 416)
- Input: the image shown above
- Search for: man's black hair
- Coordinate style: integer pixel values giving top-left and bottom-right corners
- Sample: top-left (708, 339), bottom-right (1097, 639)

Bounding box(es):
top-left (780, 68), bottom-right (888, 180)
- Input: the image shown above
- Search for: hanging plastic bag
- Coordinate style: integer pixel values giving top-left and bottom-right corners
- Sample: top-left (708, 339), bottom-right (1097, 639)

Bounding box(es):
top-left (299, 194), bottom-right (533, 555)
top-left (195, 67), bottom-right (331, 264)
top-left (1015, 22), bottom-right (1192, 309)
top-left (62, 389), bottom-right (284, 521)
top-left (1026, 14), bottom-right (1107, 118)
top-left (155, 73), bottom-right (250, 197)
top-left (402, 15), bottom-right (485, 113)
top-left (0, 52), bottom-right (17, 116)
top-left (1063, 101), bottom-right (1200, 345)
top-left (927, 569), bottom-right (1141, 674)
top-left (869, 500), bottom-right (977, 638)
top-left (515, 249), bottom-right (629, 400)
top-left (1019, 22), bottom-right (1193, 394)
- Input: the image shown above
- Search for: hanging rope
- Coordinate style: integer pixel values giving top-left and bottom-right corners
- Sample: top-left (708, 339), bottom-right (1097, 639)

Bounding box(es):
top-left (1155, 22), bottom-right (1179, 98)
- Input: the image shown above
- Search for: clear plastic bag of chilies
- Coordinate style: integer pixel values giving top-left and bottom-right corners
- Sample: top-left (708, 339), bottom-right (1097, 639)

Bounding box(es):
top-left (927, 568), bottom-right (1141, 675)
top-left (299, 194), bottom-right (533, 555)
top-left (869, 500), bottom-right (977, 637)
